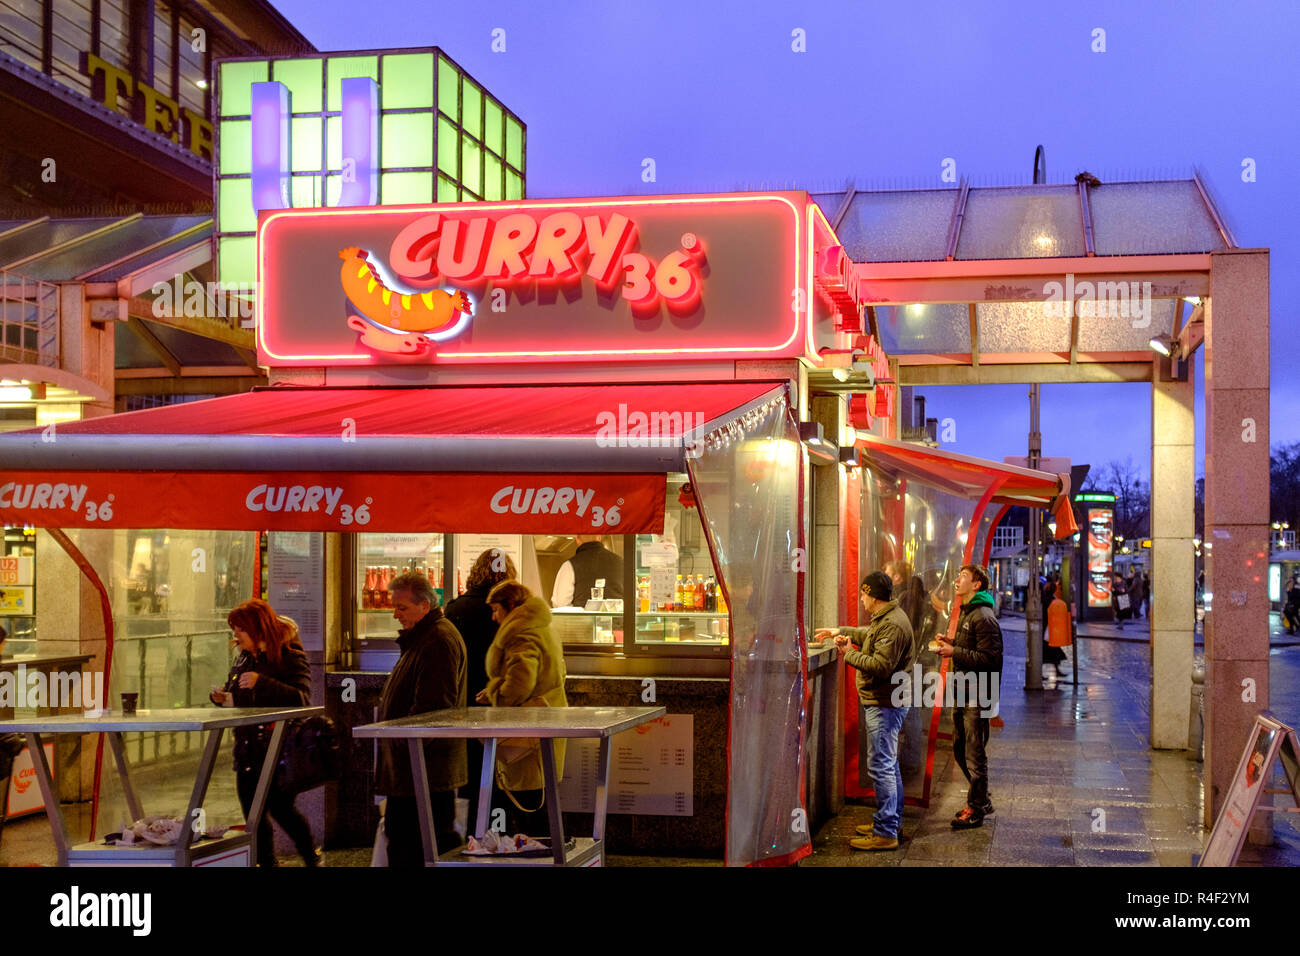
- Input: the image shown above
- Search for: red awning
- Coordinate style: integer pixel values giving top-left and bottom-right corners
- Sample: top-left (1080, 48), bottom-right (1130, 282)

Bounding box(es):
top-left (0, 383), bottom-right (784, 533)
top-left (856, 431), bottom-right (1075, 538)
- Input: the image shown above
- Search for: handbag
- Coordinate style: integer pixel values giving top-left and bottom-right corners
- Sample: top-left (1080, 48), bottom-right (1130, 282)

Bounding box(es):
top-left (274, 715), bottom-right (344, 795)
top-left (371, 817), bottom-right (388, 867)
top-left (495, 697), bottom-right (549, 813)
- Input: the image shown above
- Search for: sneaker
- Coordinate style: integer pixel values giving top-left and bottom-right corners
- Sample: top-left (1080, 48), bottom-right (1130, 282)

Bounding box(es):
top-left (977, 803), bottom-right (995, 817)
top-left (850, 833), bottom-right (899, 851)
top-left (855, 824), bottom-right (875, 836)
top-left (951, 808), bottom-right (983, 829)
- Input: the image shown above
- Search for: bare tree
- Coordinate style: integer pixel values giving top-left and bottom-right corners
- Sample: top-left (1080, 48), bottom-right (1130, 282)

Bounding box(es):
top-left (1096, 457), bottom-right (1150, 542)
top-left (1271, 442), bottom-right (1300, 528)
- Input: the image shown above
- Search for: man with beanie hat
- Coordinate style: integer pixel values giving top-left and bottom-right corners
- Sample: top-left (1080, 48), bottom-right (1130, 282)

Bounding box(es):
top-left (815, 570), bottom-right (915, 850)
top-left (934, 563), bottom-right (1003, 829)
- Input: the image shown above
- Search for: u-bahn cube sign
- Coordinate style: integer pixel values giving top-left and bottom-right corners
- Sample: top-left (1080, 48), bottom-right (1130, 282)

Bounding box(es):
top-left (255, 192), bottom-right (842, 366)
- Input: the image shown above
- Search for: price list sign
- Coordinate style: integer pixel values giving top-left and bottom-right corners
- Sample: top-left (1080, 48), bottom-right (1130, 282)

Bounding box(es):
top-left (557, 714), bottom-right (694, 816)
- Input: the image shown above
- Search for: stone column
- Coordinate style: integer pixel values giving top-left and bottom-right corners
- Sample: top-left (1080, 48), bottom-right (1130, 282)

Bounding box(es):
top-left (1203, 249), bottom-right (1271, 841)
top-left (1149, 366), bottom-right (1195, 748)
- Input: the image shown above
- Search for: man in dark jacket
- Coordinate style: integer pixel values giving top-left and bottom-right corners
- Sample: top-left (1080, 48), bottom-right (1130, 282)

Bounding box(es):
top-left (815, 570), bottom-right (915, 850)
top-left (551, 535), bottom-right (624, 606)
top-left (935, 563), bottom-right (1003, 829)
top-left (377, 572), bottom-right (468, 865)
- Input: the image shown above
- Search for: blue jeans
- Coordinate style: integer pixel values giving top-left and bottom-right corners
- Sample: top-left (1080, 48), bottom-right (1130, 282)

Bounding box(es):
top-left (861, 705), bottom-right (908, 838)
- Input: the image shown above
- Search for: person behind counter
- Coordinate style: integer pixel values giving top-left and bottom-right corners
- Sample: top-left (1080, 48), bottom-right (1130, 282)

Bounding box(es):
top-left (445, 548), bottom-right (518, 832)
top-left (209, 599), bottom-right (318, 867)
top-left (550, 535), bottom-right (624, 607)
top-left (377, 572), bottom-right (468, 865)
top-left (479, 580), bottom-right (568, 836)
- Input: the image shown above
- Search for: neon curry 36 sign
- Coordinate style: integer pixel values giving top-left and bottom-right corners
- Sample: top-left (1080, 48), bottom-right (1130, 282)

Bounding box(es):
top-left (257, 193), bottom-right (844, 366)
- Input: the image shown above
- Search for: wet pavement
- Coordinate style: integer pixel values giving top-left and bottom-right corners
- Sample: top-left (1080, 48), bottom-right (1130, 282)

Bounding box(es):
top-left (3, 621), bottom-right (1298, 867)
top-left (806, 624), bottom-right (1300, 867)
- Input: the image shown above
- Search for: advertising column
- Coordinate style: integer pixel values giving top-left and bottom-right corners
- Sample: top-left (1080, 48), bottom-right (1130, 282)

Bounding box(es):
top-left (1087, 507), bottom-right (1114, 619)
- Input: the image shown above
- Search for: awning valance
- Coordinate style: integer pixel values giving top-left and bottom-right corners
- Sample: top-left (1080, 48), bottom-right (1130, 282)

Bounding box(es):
top-left (0, 383), bottom-right (785, 533)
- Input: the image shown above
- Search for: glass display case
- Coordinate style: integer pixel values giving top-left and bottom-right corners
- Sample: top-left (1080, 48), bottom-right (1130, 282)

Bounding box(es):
top-left (353, 530), bottom-right (444, 642)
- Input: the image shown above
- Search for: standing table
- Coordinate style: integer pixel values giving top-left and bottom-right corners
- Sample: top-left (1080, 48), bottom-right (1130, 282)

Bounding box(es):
top-left (354, 705), bottom-right (665, 866)
top-left (0, 706), bottom-right (323, 866)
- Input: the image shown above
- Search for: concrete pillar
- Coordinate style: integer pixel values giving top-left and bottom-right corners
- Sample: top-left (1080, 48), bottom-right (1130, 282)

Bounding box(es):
top-left (1203, 249), bottom-right (1271, 842)
top-left (1149, 367), bottom-right (1195, 748)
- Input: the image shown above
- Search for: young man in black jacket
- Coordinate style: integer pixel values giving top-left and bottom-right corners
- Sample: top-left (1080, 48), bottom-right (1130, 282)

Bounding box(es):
top-left (935, 563), bottom-right (1003, 829)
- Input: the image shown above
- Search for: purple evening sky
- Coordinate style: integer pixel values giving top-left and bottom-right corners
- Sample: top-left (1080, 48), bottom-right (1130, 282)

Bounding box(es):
top-left (270, 0), bottom-right (1299, 481)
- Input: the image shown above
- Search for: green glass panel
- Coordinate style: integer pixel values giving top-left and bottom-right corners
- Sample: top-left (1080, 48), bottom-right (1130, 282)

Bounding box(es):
top-left (291, 176), bottom-right (323, 208)
top-left (506, 170), bottom-right (522, 201)
top-left (461, 137), bottom-right (481, 194)
top-left (382, 53), bottom-right (434, 109)
top-left (484, 153), bottom-right (502, 201)
top-left (291, 117), bottom-right (322, 172)
top-left (462, 79), bottom-right (481, 138)
top-left (272, 58), bottom-right (323, 113)
top-left (218, 236), bottom-right (256, 285)
top-left (506, 116), bottom-right (523, 168)
top-left (218, 120), bottom-right (251, 175)
top-left (437, 117), bottom-right (458, 176)
top-left (326, 116), bottom-right (341, 168)
top-left (326, 56), bottom-right (379, 111)
top-left (219, 61), bottom-right (267, 116)
top-left (381, 171), bottom-right (433, 205)
top-left (325, 174), bottom-right (342, 207)
top-left (381, 112), bottom-right (433, 168)
top-left (484, 98), bottom-right (503, 155)
top-left (217, 178), bottom-right (255, 233)
top-left (437, 175), bottom-right (458, 203)
top-left (437, 56), bottom-right (458, 119)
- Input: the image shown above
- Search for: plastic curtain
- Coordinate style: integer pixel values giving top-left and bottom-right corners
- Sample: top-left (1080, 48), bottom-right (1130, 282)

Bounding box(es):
top-left (688, 396), bottom-right (809, 867)
top-left (853, 473), bottom-right (978, 803)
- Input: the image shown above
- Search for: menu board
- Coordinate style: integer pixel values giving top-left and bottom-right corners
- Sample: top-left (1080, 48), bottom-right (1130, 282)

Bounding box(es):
top-left (1201, 713), bottom-right (1300, 866)
top-left (454, 534), bottom-right (522, 584)
top-left (557, 714), bottom-right (693, 816)
top-left (268, 532), bottom-right (324, 652)
top-left (1087, 508), bottom-right (1113, 608)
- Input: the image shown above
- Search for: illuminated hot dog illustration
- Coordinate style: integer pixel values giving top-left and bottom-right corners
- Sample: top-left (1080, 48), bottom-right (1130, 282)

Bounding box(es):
top-left (338, 247), bottom-right (472, 333)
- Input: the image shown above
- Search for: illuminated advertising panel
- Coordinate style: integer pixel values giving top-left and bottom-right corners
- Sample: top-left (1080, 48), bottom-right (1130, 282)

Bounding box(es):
top-left (1087, 507), bottom-right (1114, 608)
top-left (256, 193), bottom-right (824, 366)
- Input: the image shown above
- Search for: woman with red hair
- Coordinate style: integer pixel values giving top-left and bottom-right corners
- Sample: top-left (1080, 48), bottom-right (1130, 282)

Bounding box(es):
top-left (210, 599), bottom-right (317, 866)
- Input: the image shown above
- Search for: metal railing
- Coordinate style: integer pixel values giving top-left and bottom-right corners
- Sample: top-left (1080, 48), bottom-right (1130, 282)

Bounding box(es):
top-left (0, 271), bottom-right (59, 367)
top-left (112, 629), bottom-right (236, 762)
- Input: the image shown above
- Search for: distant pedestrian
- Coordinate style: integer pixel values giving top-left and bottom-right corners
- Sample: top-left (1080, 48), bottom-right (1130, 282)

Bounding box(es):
top-left (1042, 582), bottom-right (1069, 676)
top-left (1046, 586), bottom-right (1073, 676)
top-left (935, 564), bottom-right (1003, 829)
top-left (1113, 574), bottom-right (1129, 629)
top-left (1284, 576), bottom-right (1300, 635)
top-left (1129, 572), bottom-right (1146, 619)
top-left (1141, 572), bottom-right (1151, 618)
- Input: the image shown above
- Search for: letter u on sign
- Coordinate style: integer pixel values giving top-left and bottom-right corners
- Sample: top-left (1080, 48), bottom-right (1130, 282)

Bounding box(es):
top-left (250, 77), bottom-right (378, 214)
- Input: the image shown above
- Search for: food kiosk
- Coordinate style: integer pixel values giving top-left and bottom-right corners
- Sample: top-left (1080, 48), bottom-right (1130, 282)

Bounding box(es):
top-left (0, 190), bottom-right (1080, 866)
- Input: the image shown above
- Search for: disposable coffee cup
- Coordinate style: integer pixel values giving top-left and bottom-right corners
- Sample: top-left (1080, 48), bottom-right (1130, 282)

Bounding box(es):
top-left (120, 692), bottom-right (139, 715)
